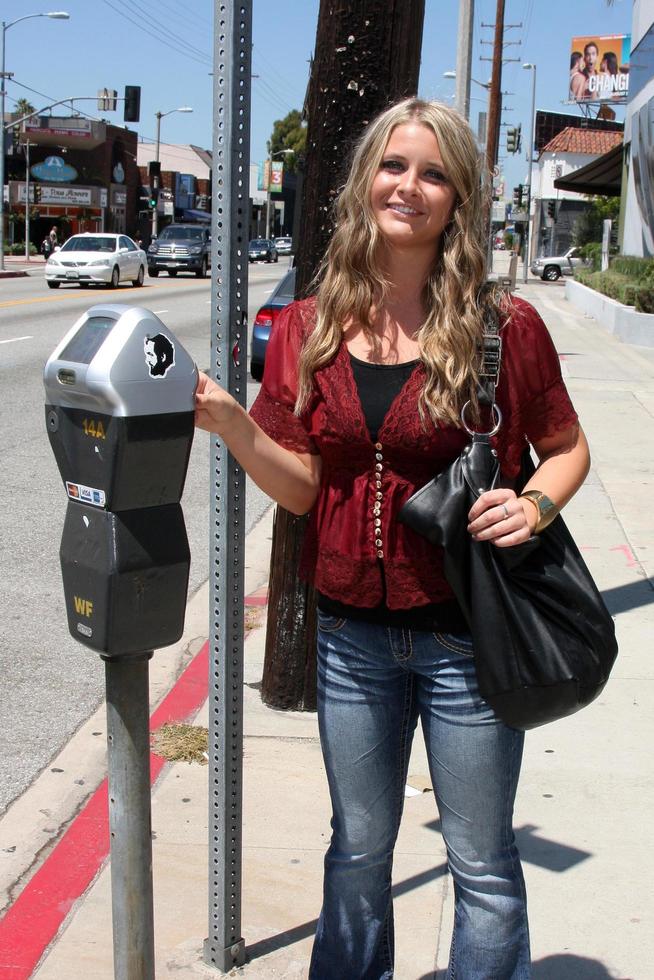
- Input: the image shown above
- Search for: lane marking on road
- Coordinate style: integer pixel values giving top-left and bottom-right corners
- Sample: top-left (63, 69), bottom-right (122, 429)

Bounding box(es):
top-left (0, 283), bottom-right (207, 309)
top-left (0, 335), bottom-right (32, 345)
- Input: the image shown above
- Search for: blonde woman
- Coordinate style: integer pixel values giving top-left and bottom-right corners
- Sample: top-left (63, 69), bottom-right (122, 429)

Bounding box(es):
top-left (195, 98), bottom-right (589, 979)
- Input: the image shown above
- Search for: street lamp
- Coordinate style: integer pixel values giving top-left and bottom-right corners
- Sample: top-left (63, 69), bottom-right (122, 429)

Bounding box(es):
top-left (151, 105), bottom-right (193, 236)
top-left (522, 63), bottom-right (537, 283)
top-left (443, 70), bottom-right (491, 91)
top-left (265, 148), bottom-right (294, 240)
top-left (443, 71), bottom-right (491, 147)
top-left (0, 11), bottom-right (70, 270)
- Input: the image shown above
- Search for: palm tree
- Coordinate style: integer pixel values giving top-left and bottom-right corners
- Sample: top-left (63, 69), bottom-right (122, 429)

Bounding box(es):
top-left (14, 98), bottom-right (35, 122)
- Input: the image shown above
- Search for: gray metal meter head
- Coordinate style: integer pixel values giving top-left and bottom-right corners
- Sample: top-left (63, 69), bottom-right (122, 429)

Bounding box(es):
top-left (44, 304), bottom-right (198, 511)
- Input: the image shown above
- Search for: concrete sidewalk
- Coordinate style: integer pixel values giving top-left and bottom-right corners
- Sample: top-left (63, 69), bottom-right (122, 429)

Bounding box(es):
top-left (0, 255), bottom-right (45, 277)
top-left (4, 270), bottom-right (654, 979)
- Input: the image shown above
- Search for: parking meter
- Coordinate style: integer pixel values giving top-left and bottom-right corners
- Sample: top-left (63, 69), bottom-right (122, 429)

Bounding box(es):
top-left (44, 304), bottom-right (199, 980)
top-left (44, 303), bottom-right (198, 658)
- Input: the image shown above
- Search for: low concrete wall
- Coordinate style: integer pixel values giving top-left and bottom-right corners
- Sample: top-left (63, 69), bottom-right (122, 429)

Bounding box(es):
top-left (565, 278), bottom-right (654, 347)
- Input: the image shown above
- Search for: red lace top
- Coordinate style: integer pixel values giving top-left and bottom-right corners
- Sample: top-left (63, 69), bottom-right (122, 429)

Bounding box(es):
top-left (249, 295), bottom-right (578, 610)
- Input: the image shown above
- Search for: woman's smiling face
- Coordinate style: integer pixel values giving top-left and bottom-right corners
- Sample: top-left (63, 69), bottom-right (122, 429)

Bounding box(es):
top-left (370, 122), bottom-right (458, 257)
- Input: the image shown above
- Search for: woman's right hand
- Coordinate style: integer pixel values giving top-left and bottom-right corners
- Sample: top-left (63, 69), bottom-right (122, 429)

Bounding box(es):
top-left (194, 371), bottom-right (238, 433)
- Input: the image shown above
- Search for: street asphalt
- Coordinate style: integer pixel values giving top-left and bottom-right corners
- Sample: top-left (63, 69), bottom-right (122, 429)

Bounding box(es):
top-left (0, 251), bottom-right (652, 979)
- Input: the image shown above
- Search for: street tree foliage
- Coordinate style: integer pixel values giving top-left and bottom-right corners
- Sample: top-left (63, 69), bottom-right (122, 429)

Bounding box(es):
top-left (267, 110), bottom-right (307, 173)
top-left (573, 196), bottom-right (621, 246)
top-left (13, 98), bottom-right (36, 123)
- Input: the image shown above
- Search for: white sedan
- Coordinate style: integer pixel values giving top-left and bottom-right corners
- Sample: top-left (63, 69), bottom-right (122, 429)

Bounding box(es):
top-left (45, 233), bottom-right (147, 289)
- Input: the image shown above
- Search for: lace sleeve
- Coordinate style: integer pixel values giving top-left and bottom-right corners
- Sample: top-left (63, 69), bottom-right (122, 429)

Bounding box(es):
top-left (495, 298), bottom-right (578, 475)
top-left (249, 300), bottom-right (319, 455)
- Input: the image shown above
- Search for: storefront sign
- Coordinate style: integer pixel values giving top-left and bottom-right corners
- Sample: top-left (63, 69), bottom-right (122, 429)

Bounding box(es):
top-left (30, 155), bottom-right (78, 183)
top-left (18, 184), bottom-right (92, 205)
top-left (24, 117), bottom-right (93, 140)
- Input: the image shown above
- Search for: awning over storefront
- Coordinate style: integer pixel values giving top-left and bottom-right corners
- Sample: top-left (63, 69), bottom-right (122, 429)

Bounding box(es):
top-left (554, 143), bottom-right (624, 197)
top-left (181, 209), bottom-right (211, 223)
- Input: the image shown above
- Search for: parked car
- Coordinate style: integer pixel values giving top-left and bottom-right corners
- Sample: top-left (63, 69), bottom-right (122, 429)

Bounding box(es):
top-left (530, 246), bottom-right (590, 281)
top-left (248, 238), bottom-right (278, 263)
top-left (45, 233), bottom-right (146, 289)
top-left (250, 267), bottom-right (296, 381)
top-left (147, 223), bottom-right (211, 278)
top-left (274, 236), bottom-right (293, 255)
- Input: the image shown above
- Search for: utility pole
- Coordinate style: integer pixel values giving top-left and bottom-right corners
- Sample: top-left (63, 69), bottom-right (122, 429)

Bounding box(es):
top-left (455, 0), bottom-right (474, 120)
top-left (262, 0), bottom-right (426, 710)
top-left (484, 0), bottom-right (505, 176)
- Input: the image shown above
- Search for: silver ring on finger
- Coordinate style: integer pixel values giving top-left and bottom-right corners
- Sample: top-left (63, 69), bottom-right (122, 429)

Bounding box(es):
top-left (500, 503), bottom-right (510, 521)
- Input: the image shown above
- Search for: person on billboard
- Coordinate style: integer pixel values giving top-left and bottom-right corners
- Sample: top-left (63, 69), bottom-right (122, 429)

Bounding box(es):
top-left (195, 96), bottom-right (589, 979)
top-left (598, 51), bottom-right (619, 99)
top-left (580, 41), bottom-right (600, 98)
top-left (569, 50), bottom-right (586, 100)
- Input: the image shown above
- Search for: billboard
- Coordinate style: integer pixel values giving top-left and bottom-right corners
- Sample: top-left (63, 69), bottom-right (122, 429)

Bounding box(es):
top-left (569, 34), bottom-right (631, 103)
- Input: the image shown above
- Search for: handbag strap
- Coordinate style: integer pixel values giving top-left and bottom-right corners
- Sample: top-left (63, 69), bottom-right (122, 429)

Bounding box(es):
top-left (477, 302), bottom-right (502, 409)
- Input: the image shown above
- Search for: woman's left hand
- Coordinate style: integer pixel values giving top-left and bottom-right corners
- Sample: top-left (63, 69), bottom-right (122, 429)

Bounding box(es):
top-left (467, 489), bottom-right (536, 547)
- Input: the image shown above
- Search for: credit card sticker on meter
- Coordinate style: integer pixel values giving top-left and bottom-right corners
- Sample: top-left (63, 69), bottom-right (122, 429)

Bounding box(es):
top-left (66, 481), bottom-right (106, 507)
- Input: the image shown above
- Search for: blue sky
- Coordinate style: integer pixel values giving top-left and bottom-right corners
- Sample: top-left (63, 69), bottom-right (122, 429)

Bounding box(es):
top-left (6, 0), bottom-right (631, 196)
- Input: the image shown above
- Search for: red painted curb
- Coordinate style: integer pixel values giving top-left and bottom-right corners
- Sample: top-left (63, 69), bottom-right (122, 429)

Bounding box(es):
top-left (0, 641), bottom-right (210, 979)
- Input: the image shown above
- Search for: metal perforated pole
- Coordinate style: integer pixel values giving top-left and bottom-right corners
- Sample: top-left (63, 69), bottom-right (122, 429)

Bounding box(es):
top-left (204, 1), bottom-right (251, 972)
top-left (105, 653), bottom-right (155, 980)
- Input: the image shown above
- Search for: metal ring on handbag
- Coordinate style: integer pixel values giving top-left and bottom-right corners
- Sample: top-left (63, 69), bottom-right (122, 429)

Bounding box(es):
top-left (460, 401), bottom-right (502, 437)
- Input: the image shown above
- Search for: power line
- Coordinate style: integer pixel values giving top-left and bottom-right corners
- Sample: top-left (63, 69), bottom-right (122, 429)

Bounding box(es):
top-left (115, 0), bottom-right (211, 62)
top-left (101, 0), bottom-right (211, 66)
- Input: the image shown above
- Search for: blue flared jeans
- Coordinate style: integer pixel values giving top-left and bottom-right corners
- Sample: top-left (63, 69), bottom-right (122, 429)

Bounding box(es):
top-left (309, 613), bottom-right (531, 980)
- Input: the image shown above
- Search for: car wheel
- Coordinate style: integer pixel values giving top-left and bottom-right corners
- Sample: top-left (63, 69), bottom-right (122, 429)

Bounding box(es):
top-left (168, 269), bottom-right (177, 277)
top-left (543, 266), bottom-right (561, 281)
top-left (196, 257), bottom-right (208, 279)
top-left (47, 281), bottom-right (60, 289)
top-left (79, 282), bottom-right (89, 288)
top-left (133, 265), bottom-right (145, 287)
top-left (110, 266), bottom-right (120, 289)
top-left (148, 268), bottom-right (159, 278)
top-left (250, 363), bottom-right (263, 382)
top-left (274, 254), bottom-right (278, 263)
top-left (266, 255), bottom-right (272, 263)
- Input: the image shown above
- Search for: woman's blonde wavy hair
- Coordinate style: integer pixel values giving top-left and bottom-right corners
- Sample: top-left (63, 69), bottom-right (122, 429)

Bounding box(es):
top-left (295, 97), bottom-right (502, 426)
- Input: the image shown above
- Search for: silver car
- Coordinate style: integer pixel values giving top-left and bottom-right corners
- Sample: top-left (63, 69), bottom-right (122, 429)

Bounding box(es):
top-left (530, 246), bottom-right (590, 282)
top-left (45, 233), bottom-right (147, 289)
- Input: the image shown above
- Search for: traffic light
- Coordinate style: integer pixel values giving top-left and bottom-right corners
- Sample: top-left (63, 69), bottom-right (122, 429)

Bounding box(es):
top-left (33, 184), bottom-right (41, 204)
top-left (512, 185), bottom-right (523, 209)
top-left (148, 189), bottom-right (158, 210)
top-left (506, 124), bottom-right (522, 154)
top-left (124, 85), bottom-right (141, 123)
top-left (547, 200), bottom-right (556, 219)
top-left (148, 160), bottom-right (161, 181)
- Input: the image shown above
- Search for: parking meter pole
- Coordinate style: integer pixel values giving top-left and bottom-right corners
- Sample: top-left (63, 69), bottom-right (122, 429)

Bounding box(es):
top-left (44, 304), bottom-right (196, 980)
top-left (202, 1), bottom-right (252, 972)
top-left (104, 653), bottom-right (155, 980)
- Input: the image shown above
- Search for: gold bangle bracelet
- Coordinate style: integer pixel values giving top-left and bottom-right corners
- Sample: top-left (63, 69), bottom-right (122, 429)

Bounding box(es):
top-left (519, 490), bottom-right (558, 534)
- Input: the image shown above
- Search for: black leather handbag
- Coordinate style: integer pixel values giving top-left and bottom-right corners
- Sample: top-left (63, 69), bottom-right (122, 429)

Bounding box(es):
top-left (398, 318), bottom-right (618, 731)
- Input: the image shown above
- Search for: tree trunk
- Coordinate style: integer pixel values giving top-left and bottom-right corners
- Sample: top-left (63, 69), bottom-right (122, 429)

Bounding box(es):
top-left (261, 0), bottom-right (426, 711)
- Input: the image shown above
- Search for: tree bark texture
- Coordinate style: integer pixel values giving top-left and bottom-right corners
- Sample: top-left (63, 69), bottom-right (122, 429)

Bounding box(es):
top-left (261, 0), bottom-right (426, 711)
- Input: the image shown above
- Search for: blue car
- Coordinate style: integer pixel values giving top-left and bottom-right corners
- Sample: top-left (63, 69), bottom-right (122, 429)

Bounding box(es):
top-left (250, 267), bottom-right (296, 381)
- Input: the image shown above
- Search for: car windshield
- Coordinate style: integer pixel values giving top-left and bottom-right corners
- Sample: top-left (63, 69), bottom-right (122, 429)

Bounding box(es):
top-left (158, 227), bottom-right (204, 241)
top-left (61, 237), bottom-right (117, 253)
top-left (250, 240), bottom-right (268, 247)
top-left (273, 270), bottom-right (296, 302)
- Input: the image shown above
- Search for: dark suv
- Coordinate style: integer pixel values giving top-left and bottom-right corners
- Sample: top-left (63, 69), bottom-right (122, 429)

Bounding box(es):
top-left (147, 224), bottom-right (211, 278)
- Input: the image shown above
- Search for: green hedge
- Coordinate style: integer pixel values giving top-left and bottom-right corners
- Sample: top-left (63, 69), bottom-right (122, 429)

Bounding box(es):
top-left (6, 242), bottom-right (38, 256)
top-left (574, 254), bottom-right (654, 314)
